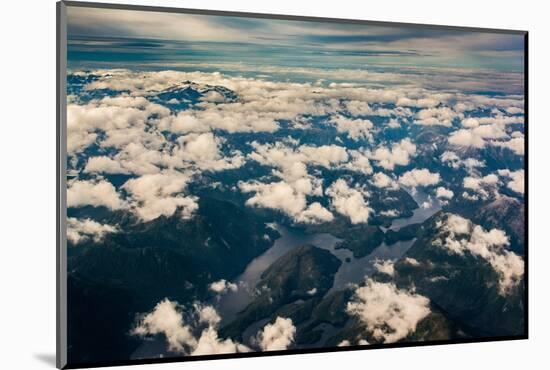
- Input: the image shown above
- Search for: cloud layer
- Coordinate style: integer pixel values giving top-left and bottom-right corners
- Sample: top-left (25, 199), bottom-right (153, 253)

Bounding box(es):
top-left (347, 279), bottom-right (431, 343)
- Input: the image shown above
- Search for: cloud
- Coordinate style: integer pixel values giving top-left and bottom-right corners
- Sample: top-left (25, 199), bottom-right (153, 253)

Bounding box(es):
top-left (404, 257), bottom-right (421, 266)
top-left (398, 169), bottom-right (440, 188)
top-left (84, 156), bottom-right (130, 175)
top-left (448, 128), bottom-right (486, 148)
top-left (170, 133), bottom-right (245, 171)
top-left (373, 260), bottom-right (395, 276)
top-left (326, 179), bottom-right (372, 224)
top-left (134, 300), bottom-right (297, 355)
top-left (435, 187), bottom-right (454, 200)
top-left (209, 279), bottom-right (238, 294)
top-left (249, 141), bottom-right (348, 172)
top-left (340, 150), bottom-right (373, 175)
top-left (370, 139), bottom-right (417, 170)
top-left (122, 171), bottom-right (198, 221)
top-left (192, 327), bottom-right (251, 355)
top-left (243, 140), bottom-right (363, 224)
top-left (461, 117), bottom-right (480, 128)
top-left (67, 179), bottom-right (126, 210)
top-left (196, 305), bottom-right (221, 326)
top-left (371, 172), bottom-right (398, 189)
top-left (414, 107), bottom-right (457, 127)
top-left (345, 100), bottom-right (373, 116)
top-left (67, 96), bottom-right (170, 154)
top-left (159, 105), bottom-right (281, 134)
top-left (463, 173), bottom-right (499, 199)
top-left (298, 145), bottom-right (350, 168)
top-left (239, 180), bottom-right (333, 224)
top-left (295, 202), bottom-right (335, 224)
top-left (448, 121), bottom-right (509, 149)
top-left (397, 97), bottom-right (440, 108)
top-left (133, 299), bottom-right (250, 355)
top-left (498, 169), bottom-right (524, 194)
top-left (440, 151), bottom-right (486, 172)
top-left (132, 299), bottom-right (198, 353)
top-left (435, 214), bottom-right (524, 295)
top-left (347, 279), bottom-right (431, 343)
top-left (492, 137), bottom-right (524, 155)
top-left (67, 217), bottom-right (118, 244)
top-left (329, 115), bottom-right (374, 141)
top-left (256, 317), bottom-right (296, 351)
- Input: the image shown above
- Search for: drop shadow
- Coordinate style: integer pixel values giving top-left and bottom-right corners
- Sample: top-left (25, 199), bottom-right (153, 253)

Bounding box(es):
top-left (34, 353), bottom-right (56, 367)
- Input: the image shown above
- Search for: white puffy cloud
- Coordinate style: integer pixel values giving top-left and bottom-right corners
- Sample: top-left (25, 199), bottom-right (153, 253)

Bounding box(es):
top-left (397, 97), bottom-right (440, 108)
top-left (463, 173), bottom-right (499, 199)
top-left (435, 187), bottom-right (454, 200)
top-left (84, 156), bottom-right (130, 175)
top-left (196, 305), bottom-right (221, 327)
top-left (440, 151), bottom-right (486, 172)
top-left (370, 139), bottom-right (417, 170)
top-left (326, 179), bottom-right (372, 224)
top-left (329, 115), bottom-right (374, 141)
top-left (505, 107), bottom-right (524, 115)
top-left (240, 180), bottom-right (333, 224)
top-left (256, 317), bottom-right (296, 351)
top-left (67, 96), bottom-right (170, 154)
top-left (461, 117), bottom-right (480, 128)
top-left (298, 145), bottom-right (350, 168)
top-left (170, 133), bottom-right (245, 171)
top-left (435, 214), bottom-right (524, 295)
top-left (67, 217), bottom-right (118, 244)
top-left (249, 141), bottom-right (348, 172)
top-left (132, 299), bottom-right (198, 353)
top-left (379, 209), bottom-right (399, 217)
top-left (492, 137), bottom-right (524, 155)
top-left (341, 149), bottom-right (373, 175)
top-left (243, 141), bottom-right (356, 224)
top-left (414, 107), bottom-right (457, 127)
top-left (133, 299), bottom-right (250, 355)
top-left (122, 171), bottom-right (198, 221)
top-left (404, 257), bottom-right (421, 266)
top-left (192, 327), bottom-right (251, 355)
top-left (448, 128), bottom-right (486, 148)
top-left (370, 172), bottom-right (398, 189)
top-left (440, 151), bottom-right (460, 164)
top-left (345, 100), bottom-right (373, 116)
top-left (67, 179), bottom-right (126, 210)
top-left (498, 169), bottom-right (524, 194)
top-left (398, 169), bottom-right (440, 188)
top-left (448, 122), bottom-right (509, 149)
top-left (347, 279), bottom-right (431, 343)
top-left (373, 260), bottom-right (395, 277)
top-left (158, 106), bottom-right (281, 134)
top-left (294, 201), bottom-right (335, 224)
top-left (209, 279), bottom-right (238, 294)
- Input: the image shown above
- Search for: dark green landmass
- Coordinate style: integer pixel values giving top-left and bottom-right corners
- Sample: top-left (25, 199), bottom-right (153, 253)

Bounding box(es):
top-left (383, 222), bottom-right (423, 245)
top-left (67, 196), bottom-right (278, 363)
top-left (221, 245), bottom-right (341, 340)
top-left (393, 212), bottom-right (525, 337)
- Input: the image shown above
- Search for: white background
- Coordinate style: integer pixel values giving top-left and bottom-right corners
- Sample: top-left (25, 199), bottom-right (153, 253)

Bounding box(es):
top-left (0, 0), bottom-right (547, 369)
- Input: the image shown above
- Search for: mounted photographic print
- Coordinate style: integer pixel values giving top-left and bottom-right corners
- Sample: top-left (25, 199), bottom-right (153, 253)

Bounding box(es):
top-left (56, 1), bottom-right (528, 368)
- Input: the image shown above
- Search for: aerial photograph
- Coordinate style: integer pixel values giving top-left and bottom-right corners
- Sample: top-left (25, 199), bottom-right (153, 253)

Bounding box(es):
top-left (64, 5), bottom-right (525, 366)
